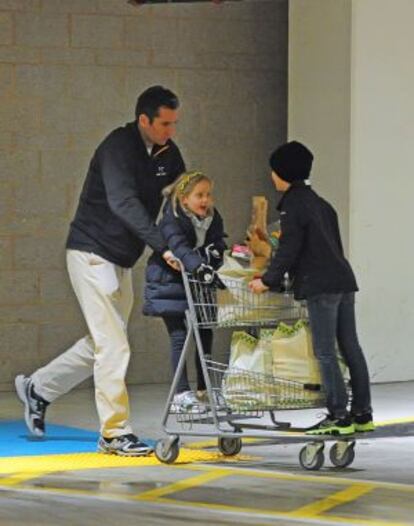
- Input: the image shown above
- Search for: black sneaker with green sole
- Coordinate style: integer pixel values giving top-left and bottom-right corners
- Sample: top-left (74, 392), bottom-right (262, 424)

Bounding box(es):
top-left (306, 414), bottom-right (355, 436)
top-left (353, 412), bottom-right (375, 432)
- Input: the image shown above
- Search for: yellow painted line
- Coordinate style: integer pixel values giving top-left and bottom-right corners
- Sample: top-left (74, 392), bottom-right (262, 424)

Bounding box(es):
top-left (4, 470), bottom-right (410, 526)
top-left (137, 496), bottom-right (410, 526)
top-left (0, 452), bottom-right (158, 475)
top-left (2, 462), bottom-right (411, 526)
top-left (4, 486), bottom-right (407, 526)
top-left (375, 416), bottom-right (414, 427)
top-left (0, 449), bottom-right (253, 479)
top-left (145, 496), bottom-right (295, 519)
top-left (134, 470), bottom-right (409, 526)
top-left (180, 463), bottom-right (414, 494)
top-left (0, 472), bottom-right (51, 487)
top-left (290, 483), bottom-right (375, 517)
top-left (134, 468), bottom-right (229, 500)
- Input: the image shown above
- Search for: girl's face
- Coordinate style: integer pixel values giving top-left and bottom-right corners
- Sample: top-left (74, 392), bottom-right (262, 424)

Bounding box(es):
top-left (182, 179), bottom-right (213, 218)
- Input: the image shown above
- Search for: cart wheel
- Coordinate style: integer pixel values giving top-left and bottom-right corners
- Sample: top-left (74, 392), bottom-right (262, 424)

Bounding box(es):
top-left (329, 441), bottom-right (355, 468)
top-left (299, 443), bottom-right (325, 471)
top-left (218, 437), bottom-right (242, 456)
top-left (155, 437), bottom-right (180, 464)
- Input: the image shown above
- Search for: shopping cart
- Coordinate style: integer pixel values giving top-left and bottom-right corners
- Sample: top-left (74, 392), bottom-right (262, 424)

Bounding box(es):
top-left (154, 264), bottom-right (357, 471)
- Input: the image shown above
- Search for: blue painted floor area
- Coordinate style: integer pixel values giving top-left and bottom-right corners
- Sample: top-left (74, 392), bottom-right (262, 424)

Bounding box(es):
top-left (0, 420), bottom-right (158, 458)
top-left (0, 420), bottom-right (100, 457)
top-left (0, 420), bottom-right (157, 457)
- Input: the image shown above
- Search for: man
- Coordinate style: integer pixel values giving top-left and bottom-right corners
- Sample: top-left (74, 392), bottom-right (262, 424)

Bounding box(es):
top-left (249, 141), bottom-right (374, 436)
top-left (15, 86), bottom-right (185, 455)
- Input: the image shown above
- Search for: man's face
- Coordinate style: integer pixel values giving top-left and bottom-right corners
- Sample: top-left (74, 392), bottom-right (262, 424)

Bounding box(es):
top-left (138, 106), bottom-right (179, 146)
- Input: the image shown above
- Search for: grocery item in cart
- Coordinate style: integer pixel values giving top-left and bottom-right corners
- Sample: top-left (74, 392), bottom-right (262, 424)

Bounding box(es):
top-left (216, 252), bottom-right (290, 326)
top-left (246, 196), bottom-right (272, 270)
top-left (271, 320), bottom-right (322, 385)
top-left (222, 330), bottom-right (274, 409)
top-left (222, 326), bottom-right (325, 411)
top-left (231, 244), bottom-right (252, 262)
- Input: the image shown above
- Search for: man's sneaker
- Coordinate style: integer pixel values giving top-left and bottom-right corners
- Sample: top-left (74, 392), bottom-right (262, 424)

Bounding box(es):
top-left (97, 434), bottom-right (153, 456)
top-left (15, 375), bottom-right (49, 438)
top-left (306, 414), bottom-right (355, 436)
top-left (171, 390), bottom-right (205, 413)
top-left (353, 412), bottom-right (375, 432)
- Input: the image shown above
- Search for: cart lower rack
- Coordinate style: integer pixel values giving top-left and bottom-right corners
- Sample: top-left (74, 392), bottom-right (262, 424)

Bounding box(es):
top-left (155, 269), bottom-right (361, 471)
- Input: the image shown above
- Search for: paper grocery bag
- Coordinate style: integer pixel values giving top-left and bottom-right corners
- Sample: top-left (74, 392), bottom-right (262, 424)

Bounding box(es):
top-left (223, 330), bottom-right (274, 409)
top-left (271, 320), bottom-right (322, 385)
top-left (228, 331), bottom-right (258, 370)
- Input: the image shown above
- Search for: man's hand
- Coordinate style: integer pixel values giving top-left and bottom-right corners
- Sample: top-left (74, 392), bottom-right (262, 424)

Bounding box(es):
top-left (248, 278), bottom-right (269, 294)
top-left (162, 250), bottom-right (180, 271)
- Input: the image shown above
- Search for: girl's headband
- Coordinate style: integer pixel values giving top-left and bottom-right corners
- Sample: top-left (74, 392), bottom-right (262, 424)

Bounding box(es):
top-left (178, 171), bottom-right (203, 195)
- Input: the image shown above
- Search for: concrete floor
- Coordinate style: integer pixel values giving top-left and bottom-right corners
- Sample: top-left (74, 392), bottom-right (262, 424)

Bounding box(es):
top-left (1, 381), bottom-right (414, 526)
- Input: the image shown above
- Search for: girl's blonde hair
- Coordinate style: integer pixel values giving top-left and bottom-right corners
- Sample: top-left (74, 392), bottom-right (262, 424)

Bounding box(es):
top-left (163, 170), bottom-right (213, 216)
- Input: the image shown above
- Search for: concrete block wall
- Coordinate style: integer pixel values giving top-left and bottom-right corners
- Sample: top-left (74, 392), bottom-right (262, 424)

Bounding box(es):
top-left (0, 0), bottom-right (288, 390)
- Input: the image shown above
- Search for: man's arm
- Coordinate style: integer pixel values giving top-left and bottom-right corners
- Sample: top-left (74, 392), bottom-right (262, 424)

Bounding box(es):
top-left (100, 139), bottom-right (184, 254)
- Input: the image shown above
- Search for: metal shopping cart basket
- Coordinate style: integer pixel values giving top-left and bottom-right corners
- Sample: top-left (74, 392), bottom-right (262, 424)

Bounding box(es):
top-left (154, 265), bottom-right (357, 471)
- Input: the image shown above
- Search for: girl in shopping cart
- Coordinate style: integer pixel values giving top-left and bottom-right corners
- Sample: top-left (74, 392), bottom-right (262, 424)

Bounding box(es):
top-left (143, 171), bottom-right (226, 412)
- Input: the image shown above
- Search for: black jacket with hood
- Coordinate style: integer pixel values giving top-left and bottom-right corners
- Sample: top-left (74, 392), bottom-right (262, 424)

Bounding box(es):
top-left (262, 181), bottom-right (358, 300)
top-left (66, 121), bottom-right (185, 268)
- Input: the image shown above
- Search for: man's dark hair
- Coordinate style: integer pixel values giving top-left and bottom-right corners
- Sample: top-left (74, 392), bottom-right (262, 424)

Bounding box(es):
top-left (135, 85), bottom-right (179, 122)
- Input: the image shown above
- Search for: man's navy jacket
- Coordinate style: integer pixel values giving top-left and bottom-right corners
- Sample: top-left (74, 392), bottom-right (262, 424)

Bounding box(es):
top-left (67, 121), bottom-right (185, 268)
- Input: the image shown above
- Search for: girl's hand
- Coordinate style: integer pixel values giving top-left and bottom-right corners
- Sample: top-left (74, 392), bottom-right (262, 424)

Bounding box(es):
top-left (162, 250), bottom-right (180, 271)
top-left (248, 278), bottom-right (269, 294)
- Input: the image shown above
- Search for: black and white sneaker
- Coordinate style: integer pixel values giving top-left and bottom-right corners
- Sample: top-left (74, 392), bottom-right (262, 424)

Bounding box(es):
top-left (97, 434), bottom-right (153, 457)
top-left (15, 375), bottom-right (49, 438)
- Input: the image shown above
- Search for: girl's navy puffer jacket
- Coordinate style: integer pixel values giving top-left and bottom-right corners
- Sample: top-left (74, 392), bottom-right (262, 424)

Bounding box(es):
top-left (143, 202), bottom-right (226, 317)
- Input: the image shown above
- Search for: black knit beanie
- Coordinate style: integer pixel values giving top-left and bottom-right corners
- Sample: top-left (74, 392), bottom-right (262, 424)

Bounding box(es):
top-left (269, 141), bottom-right (314, 183)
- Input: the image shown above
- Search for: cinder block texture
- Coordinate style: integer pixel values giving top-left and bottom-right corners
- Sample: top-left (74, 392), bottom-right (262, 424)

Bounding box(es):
top-left (0, 12), bottom-right (12, 45)
top-left (72, 15), bottom-right (124, 49)
top-left (16, 14), bottom-right (69, 47)
top-left (0, 237), bottom-right (12, 269)
top-left (0, 0), bottom-right (288, 390)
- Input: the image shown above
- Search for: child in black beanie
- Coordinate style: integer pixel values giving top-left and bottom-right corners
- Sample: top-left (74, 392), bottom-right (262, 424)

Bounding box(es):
top-left (249, 141), bottom-right (374, 436)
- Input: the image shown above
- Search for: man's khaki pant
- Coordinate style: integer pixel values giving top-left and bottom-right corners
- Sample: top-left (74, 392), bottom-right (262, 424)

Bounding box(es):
top-left (32, 249), bottom-right (134, 438)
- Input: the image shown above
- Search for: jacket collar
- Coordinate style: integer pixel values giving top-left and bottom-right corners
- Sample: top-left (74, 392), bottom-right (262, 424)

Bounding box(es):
top-left (276, 179), bottom-right (311, 211)
top-left (128, 121), bottom-right (171, 158)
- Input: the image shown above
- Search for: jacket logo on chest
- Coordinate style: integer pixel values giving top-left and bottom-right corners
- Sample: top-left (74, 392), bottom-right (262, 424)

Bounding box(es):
top-left (155, 165), bottom-right (167, 177)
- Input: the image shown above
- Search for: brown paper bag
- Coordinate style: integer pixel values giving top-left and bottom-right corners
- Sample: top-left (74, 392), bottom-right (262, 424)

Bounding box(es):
top-left (246, 196), bottom-right (272, 270)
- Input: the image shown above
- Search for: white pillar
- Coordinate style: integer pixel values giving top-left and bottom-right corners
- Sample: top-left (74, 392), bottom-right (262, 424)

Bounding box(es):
top-left (288, 0), bottom-right (352, 247)
top-left (350, 0), bottom-right (414, 381)
top-left (289, 0), bottom-right (414, 381)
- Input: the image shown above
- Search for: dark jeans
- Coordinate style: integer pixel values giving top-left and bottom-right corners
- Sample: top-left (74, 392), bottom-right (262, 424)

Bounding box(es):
top-left (306, 292), bottom-right (372, 419)
top-left (163, 316), bottom-right (213, 394)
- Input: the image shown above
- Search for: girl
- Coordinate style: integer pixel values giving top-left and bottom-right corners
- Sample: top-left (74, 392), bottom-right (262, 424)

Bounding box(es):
top-left (143, 171), bottom-right (226, 411)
